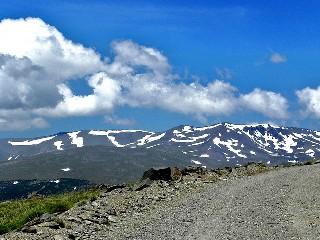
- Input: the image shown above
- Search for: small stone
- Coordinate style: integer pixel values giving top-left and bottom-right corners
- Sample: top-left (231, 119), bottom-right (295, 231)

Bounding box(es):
top-left (67, 216), bottom-right (82, 223)
top-left (53, 234), bottom-right (67, 240)
top-left (106, 208), bottom-right (117, 216)
top-left (21, 226), bottom-right (37, 233)
top-left (38, 221), bottom-right (60, 229)
top-left (97, 218), bottom-right (110, 225)
top-left (108, 216), bottom-right (118, 223)
top-left (91, 201), bottom-right (99, 207)
top-left (39, 213), bottom-right (54, 222)
top-left (79, 213), bottom-right (92, 221)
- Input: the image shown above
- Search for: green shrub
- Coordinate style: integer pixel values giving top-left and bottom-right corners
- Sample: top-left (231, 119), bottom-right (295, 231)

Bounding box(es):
top-left (0, 189), bottom-right (100, 235)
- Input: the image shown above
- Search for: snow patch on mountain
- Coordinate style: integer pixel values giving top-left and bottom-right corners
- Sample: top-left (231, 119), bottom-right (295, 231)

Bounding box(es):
top-left (170, 134), bottom-right (209, 143)
top-left (225, 123), bottom-right (280, 131)
top-left (306, 149), bottom-right (315, 157)
top-left (107, 135), bottom-right (127, 147)
top-left (145, 133), bottom-right (166, 144)
top-left (194, 123), bottom-right (222, 131)
top-left (89, 130), bottom-right (153, 147)
top-left (68, 132), bottom-right (83, 148)
top-left (89, 130), bottom-right (128, 147)
top-left (250, 151), bottom-right (256, 155)
top-left (54, 141), bottom-right (64, 150)
top-left (279, 134), bottom-right (297, 153)
top-left (288, 160), bottom-right (298, 164)
top-left (8, 136), bottom-right (55, 146)
top-left (191, 160), bottom-right (202, 165)
top-left (182, 126), bottom-right (193, 133)
top-left (200, 154), bottom-right (210, 158)
top-left (88, 130), bottom-right (108, 136)
top-left (50, 180), bottom-right (60, 184)
top-left (189, 141), bottom-right (206, 146)
top-left (136, 134), bottom-right (154, 146)
top-left (213, 137), bottom-right (247, 158)
top-left (136, 132), bottom-right (167, 146)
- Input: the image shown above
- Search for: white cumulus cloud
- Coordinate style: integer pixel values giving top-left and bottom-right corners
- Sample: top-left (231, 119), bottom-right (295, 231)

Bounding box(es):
top-left (0, 17), bottom-right (291, 130)
top-left (240, 89), bottom-right (289, 119)
top-left (0, 17), bottom-right (105, 80)
top-left (296, 86), bottom-right (320, 118)
top-left (0, 17), bottom-right (106, 129)
top-left (36, 72), bottom-right (121, 117)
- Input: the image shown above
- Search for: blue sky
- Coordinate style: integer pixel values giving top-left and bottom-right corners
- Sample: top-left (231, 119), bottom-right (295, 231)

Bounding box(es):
top-left (0, 0), bottom-right (320, 138)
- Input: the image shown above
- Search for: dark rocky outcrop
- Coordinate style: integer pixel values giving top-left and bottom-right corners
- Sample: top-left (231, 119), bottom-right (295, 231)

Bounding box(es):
top-left (141, 167), bottom-right (182, 182)
top-left (134, 167), bottom-right (182, 191)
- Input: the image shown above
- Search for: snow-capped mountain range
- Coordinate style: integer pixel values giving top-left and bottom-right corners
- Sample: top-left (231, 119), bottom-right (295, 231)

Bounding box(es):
top-left (1, 123), bottom-right (320, 167)
top-left (0, 123), bottom-right (319, 184)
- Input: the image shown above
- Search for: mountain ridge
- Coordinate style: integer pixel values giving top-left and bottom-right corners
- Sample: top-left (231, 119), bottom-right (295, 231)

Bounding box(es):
top-left (0, 122), bottom-right (319, 184)
top-left (3, 122), bottom-right (317, 141)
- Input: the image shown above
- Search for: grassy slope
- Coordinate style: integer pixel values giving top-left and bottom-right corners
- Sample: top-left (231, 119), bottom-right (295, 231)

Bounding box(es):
top-left (0, 189), bottom-right (100, 234)
top-left (0, 146), bottom-right (189, 184)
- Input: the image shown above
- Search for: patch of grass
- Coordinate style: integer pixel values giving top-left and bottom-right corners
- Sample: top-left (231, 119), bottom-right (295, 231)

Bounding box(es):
top-left (0, 189), bottom-right (100, 235)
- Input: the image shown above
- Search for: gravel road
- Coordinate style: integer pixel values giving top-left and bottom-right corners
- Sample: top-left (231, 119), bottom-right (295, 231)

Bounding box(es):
top-left (125, 164), bottom-right (320, 240)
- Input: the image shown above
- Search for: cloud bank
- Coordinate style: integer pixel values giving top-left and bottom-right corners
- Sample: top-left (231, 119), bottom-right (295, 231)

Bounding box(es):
top-left (0, 17), bottom-right (308, 131)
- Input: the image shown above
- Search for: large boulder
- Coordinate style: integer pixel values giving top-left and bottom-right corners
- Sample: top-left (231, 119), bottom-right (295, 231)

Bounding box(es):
top-left (133, 167), bottom-right (182, 191)
top-left (141, 167), bottom-right (182, 182)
